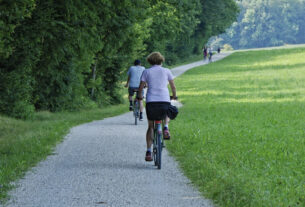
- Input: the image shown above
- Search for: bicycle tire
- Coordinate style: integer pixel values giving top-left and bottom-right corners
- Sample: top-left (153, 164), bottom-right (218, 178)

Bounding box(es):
top-left (135, 112), bottom-right (137, 125)
top-left (134, 100), bottom-right (138, 125)
top-left (157, 132), bottom-right (162, 169)
top-left (153, 129), bottom-right (158, 166)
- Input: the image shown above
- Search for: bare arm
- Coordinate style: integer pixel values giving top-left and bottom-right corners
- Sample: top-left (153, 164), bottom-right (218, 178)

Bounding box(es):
top-left (169, 80), bottom-right (176, 99)
top-left (138, 81), bottom-right (146, 99)
top-left (124, 76), bottom-right (130, 88)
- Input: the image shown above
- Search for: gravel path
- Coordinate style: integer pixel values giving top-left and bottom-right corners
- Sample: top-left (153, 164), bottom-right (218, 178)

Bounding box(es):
top-left (171, 52), bottom-right (232, 78)
top-left (4, 53), bottom-right (231, 207)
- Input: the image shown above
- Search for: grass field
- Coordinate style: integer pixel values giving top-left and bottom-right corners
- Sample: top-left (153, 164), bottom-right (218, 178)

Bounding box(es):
top-left (0, 105), bottom-right (127, 202)
top-left (167, 48), bottom-right (305, 206)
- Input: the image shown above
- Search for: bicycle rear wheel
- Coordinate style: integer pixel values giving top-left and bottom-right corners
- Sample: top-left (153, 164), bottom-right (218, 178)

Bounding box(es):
top-left (156, 133), bottom-right (162, 169)
top-left (134, 100), bottom-right (138, 125)
top-left (134, 112), bottom-right (137, 125)
top-left (153, 129), bottom-right (158, 166)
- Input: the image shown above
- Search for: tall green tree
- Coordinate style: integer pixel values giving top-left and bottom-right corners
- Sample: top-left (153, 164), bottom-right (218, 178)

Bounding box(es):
top-left (0, 0), bottom-right (239, 118)
top-left (214, 0), bottom-right (305, 49)
top-left (0, 0), bottom-right (37, 118)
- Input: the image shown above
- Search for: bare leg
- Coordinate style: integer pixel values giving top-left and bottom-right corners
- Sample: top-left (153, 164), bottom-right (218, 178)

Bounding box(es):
top-left (163, 116), bottom-right (171, 139)
top-left (128, 95), bottom-right (133, 102)
top-left (146, 120), bottom-right (154, 149)
top-left (164, 116), bottom-right (170, 126)
top-left (140, 100), bottom-right (144, 112)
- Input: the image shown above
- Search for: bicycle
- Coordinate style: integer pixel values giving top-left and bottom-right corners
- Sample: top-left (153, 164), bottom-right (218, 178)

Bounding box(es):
top-left (153, 119), bottom-right (164, 169)
top-left (152, 96), bottom-right (177, 169)
top-left (133, 97), bottom-right (140, 125)
top-left (132, 88), bottom-right (143, 125)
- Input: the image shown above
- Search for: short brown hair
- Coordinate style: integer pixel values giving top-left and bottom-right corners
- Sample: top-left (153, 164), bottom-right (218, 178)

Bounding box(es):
top-left (146, 52), bottom-right (165, 65)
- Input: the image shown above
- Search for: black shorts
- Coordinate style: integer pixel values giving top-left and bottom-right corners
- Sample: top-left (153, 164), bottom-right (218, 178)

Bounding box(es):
top-left (146, 102), bottom-right (170, 121)
top-left (128, 87), bottom-right (144, 97)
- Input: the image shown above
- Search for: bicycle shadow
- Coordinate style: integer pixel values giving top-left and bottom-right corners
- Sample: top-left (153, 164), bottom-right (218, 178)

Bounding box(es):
top-left (98, 162), bottom-right (157, 171)
top-left (62, 160), bottom-right (157, 171)
top-left (87, 115), bottom-right (147, 126)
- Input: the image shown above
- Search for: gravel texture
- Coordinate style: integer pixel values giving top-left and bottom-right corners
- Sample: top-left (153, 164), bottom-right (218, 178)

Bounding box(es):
top-left (4, 53), bottom-right (231, 207)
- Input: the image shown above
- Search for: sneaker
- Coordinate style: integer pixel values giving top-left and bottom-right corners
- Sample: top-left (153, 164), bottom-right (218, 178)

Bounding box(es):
top-left (129, 105), bottom-right (133, 111)
top-left (163, 128), bottom-right (170, 140)
top-left (139, 113), bottom-right (143, 121)
top-left (145, 151), bottom-right (153, 162)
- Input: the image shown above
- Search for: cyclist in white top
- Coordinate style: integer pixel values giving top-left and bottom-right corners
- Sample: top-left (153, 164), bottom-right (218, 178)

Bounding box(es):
top-left (138, 52), bottom-right (177, 161)
top-left (125, 60), bottom-right (145, 120)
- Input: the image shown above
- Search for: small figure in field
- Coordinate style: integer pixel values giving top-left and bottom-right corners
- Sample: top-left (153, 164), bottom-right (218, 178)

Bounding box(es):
top-left (203, 46), bottom-right (208, 60)
top-left (208, 47), bottom-right (213, 62)
top-left (217, 47), bottom-right (221, 53)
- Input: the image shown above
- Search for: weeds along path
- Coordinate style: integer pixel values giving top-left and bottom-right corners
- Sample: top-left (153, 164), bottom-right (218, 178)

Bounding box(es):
top-left (5, 53), bottom-right (231, 207)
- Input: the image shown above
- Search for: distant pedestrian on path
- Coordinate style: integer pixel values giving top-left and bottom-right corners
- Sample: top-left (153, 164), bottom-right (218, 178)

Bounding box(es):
top-left (208, 47), bottom-right (213, 62)
top-left (217, 47), bottom-right (221, 53)
top-left (203, 46), bottom-right (207, 60)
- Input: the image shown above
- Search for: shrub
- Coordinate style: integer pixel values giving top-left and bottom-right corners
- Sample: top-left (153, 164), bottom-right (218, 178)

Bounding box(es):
top-left (223, 44), bottom-right (234, 51)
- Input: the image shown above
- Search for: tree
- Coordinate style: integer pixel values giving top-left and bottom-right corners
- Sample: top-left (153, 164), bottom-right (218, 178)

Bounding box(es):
top-left (214, 0), bottom-right (305, 49)
top-left (0, 0), bottom-right (37, 118)
top-left (0, 0), bottom-right (239, 118)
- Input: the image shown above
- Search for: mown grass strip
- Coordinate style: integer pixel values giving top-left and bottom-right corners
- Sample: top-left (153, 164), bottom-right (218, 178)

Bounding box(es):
top-left (167, 47), bottom-right (305, 206)
top-left (0, 105), bottom-right (127, 202)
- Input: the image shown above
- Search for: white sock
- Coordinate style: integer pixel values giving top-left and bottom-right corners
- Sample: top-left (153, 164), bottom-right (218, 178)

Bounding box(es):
top-left (164, 125), bottom-right (168, 129)
top-left (147, 148), bottom-right (152, 152)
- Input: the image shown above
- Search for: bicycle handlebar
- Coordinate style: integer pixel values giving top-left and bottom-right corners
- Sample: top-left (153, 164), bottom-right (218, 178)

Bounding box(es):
top-left (137, 96), bottom-right (178, 101)
top-left (137, 96), bottom-right (177, 101)
top-left (170, 96), bottom-right (178, 100)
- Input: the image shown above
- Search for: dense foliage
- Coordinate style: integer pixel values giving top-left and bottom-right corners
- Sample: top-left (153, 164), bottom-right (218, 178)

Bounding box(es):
top-left (210, 0), bottom-right (305, 49)
top-left (0, 0), bottom-right (238, 118)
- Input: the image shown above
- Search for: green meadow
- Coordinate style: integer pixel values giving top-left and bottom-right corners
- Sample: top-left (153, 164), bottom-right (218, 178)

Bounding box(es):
top-left (168, 48), bottom-right (305, 206)
top-left (0, 105), bottom-right (127, 202)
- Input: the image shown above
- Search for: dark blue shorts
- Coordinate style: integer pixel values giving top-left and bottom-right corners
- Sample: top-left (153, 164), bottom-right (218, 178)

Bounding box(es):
top-left (128, 87), bottom-right (144, 97)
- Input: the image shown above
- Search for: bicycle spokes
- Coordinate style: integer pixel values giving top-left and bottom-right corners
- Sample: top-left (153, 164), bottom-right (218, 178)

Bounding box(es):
top-left (153, 122), bottom-right (163, 169)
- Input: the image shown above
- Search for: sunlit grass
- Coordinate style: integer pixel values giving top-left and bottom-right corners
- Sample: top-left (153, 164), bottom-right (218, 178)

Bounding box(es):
top-left (168, 47), bottom-right (305, 206)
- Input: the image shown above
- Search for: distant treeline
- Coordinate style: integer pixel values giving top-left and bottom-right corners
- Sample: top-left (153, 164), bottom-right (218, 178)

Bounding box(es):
top-left (210, 0), bottom-right (305, 49)
top-left (0, 0), bottom-right (238, 119)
